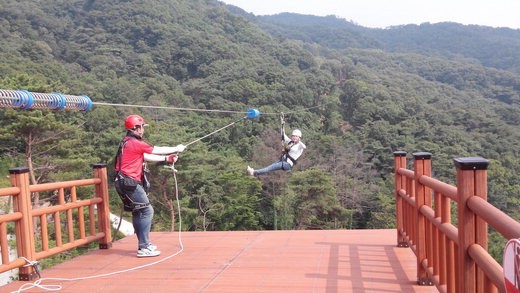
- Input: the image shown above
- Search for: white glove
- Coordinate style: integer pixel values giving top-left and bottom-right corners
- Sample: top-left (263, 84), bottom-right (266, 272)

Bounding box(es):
top-left (175, 144), bottom-right (186, 153)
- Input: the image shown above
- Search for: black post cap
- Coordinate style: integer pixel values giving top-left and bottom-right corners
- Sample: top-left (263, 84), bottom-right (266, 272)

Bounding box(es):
top-left (9, 167), bottom-right (30, 174)
top-left (412, 152), bottom-right (432, 160)
top-left (453, 157), bottom-right (489, 170)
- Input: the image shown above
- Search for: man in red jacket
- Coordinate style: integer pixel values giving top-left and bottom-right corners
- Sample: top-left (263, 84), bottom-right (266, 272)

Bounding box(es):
top-left (114, 114), bottom-right (185, 257)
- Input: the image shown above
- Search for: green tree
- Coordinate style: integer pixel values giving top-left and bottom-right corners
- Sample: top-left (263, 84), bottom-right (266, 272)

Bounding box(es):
top-left (289, 168), bottom-right (345, 229)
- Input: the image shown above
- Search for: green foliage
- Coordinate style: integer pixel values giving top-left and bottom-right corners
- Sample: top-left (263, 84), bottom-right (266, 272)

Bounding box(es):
top-left (488, 230), bottom-right (508, 265)
top-left (288, 168), bottom-right (346, 229)
top-left (0, 0), bottom-right (519, 253)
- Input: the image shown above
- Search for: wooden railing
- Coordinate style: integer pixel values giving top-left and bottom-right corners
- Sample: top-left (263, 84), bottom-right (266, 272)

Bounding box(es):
top-left (394, 151), bottom-right (520, 293)
top-left (0, 164), bottom-right (112, 280)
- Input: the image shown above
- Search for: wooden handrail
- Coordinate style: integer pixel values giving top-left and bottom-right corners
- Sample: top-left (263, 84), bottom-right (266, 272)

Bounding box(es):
top-left (28, 178), bottom-right (101, 192)
top-left (467, 196), bottom-right (520, 240)
top-left (0, 164), bottom-right (112, 280)
top-left (418, 176), bottom-right (458, 200)
top-left (394, 151), bottom-right (518, 293)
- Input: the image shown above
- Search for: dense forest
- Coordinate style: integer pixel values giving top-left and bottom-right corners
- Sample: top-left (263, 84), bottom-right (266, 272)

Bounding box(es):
top-left (252, 13), bottom-right (520, 75)
top-left (0, 0), bottom-right (519, 258)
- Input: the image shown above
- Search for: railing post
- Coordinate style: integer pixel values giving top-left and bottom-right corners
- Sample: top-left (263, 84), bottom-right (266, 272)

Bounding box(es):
top-left (454, 157), bottom-right (489, 293)
top-left (9, 167), bottom-right (38, 281)
top-left (93, 163), bottom-right (112, 249)
top-left (394, 151), bottom-right (407, 247)
top-left (413, 152), bottom-right (433, 285)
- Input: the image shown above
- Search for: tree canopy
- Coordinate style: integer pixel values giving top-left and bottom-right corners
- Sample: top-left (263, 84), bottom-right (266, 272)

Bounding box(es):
top-left (1, 0), bottom-right (519, 239)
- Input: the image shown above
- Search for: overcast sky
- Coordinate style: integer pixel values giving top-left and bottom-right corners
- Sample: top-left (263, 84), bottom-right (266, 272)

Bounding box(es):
top-left (220, 0), bottom-right (520, 29)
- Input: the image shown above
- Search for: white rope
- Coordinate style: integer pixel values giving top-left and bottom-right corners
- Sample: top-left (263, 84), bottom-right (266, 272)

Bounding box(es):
top-left (185, 115), bottom-right (247, 147)
top-left (12, 163), bottom-right (184, 293)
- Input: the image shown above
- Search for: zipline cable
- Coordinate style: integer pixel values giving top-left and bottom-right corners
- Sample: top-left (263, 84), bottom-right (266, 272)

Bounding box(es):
top-left (12, 163), bottom-right (184, 293)
top-left (0, 89), bottom-right (328, 116)
top-left (93, 101), bottom-right (246, 115)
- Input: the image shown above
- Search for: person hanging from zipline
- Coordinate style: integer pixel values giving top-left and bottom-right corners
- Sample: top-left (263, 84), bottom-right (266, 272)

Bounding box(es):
top-left (113, 114), bottom-right (186, 258)
top-left (247, 113), bottom-right (306, 176)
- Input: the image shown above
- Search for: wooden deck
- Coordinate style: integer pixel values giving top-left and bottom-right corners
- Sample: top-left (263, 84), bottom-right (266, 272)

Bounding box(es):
top-left (2, 229), bottom-right (439, 293)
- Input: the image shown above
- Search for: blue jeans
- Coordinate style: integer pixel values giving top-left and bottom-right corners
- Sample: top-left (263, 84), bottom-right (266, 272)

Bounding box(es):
top-left (128, 185), bottom-right (154, 249)
top-left (254, 161), bottom-right (292, 176)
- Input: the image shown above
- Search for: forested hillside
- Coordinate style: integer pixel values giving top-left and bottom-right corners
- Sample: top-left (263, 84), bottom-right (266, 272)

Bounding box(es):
top-left (1, 0), bottom-right (519, 246)
top-left (255, 13), bottom-right (520, 74)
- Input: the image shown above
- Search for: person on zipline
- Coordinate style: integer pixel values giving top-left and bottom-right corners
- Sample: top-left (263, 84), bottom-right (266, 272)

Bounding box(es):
top-left (247, 115), bottom-right (306, 176)
top-left (114, 114), bottom-right (186, 258)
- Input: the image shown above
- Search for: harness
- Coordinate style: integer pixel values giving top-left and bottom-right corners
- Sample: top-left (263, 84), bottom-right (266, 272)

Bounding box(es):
top-left (280, 141), bottom-right (297, 165)
top-left (113, 133), bottom-right (150, 212)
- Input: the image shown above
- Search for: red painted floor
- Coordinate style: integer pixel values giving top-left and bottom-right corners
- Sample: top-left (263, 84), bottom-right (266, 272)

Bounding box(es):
top-left (2, 229), bottom-right (438, 292)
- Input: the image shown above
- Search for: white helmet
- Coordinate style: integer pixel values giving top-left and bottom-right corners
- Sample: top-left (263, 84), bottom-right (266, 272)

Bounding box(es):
top-left (291, 129), bottom-right (302, 137)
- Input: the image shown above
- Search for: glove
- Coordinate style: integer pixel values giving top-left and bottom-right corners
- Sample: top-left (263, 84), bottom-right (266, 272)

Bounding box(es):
top-left (165, 154), bottom-right (178, 163)
top-left (175, 144), bottom-right (186, 153)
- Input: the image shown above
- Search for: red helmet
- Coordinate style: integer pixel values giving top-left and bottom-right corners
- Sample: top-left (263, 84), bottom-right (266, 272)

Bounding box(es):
top-left (124, 115), bottom-right (147, 130)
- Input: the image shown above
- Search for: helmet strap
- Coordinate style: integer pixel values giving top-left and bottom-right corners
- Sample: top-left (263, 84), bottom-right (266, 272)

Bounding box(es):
top-left (126, 130), bottom-right (142, 140)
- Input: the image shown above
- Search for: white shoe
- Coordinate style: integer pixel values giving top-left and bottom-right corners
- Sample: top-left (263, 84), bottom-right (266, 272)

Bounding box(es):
top-left (137, 244), bottom-right (161, 258)
top-left (246, 166), bottom-right (254, 176)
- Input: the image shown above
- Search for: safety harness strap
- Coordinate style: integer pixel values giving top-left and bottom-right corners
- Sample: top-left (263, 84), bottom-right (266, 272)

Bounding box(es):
top-left (280, 141), bottom-right (298, 165)
top-left (113, 134), bottom-right (150, 212)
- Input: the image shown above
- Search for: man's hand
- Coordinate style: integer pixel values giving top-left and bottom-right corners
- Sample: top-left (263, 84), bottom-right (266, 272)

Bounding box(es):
top-left (165, 154), bottom-right (178, 163)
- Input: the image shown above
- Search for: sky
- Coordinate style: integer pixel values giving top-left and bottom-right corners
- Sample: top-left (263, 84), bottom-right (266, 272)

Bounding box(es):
top-left (220, 0), bottom-right (520, 30)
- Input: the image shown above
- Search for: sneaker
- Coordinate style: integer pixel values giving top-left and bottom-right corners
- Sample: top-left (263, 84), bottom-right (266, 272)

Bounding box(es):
top-left (246, 166), bottom-right (254, 176)
top-left (147, 243), bottom-right (157, 251)
top-left (137, 246), bottom-right (161, 258)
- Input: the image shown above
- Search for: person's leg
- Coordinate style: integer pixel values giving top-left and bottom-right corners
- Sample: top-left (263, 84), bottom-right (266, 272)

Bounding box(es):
top-left (281, 162), bottom-right (293, 172)
top-left (129, 185), bottom-right (153, 249)
top-left (132, 205), bottom-right (154, 249)
top-left (253, 161), bottom-right (284, 176)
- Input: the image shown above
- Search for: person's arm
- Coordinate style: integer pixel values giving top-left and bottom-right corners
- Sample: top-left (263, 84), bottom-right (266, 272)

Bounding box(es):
top-left (283, 133), bottom-right (291, 143)
top-left (144, 153), bottom-right (167, 162)
top-left (151, 144), bottom-right (186, 155)
top-left (144, 153), bottom-right (178, 162)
